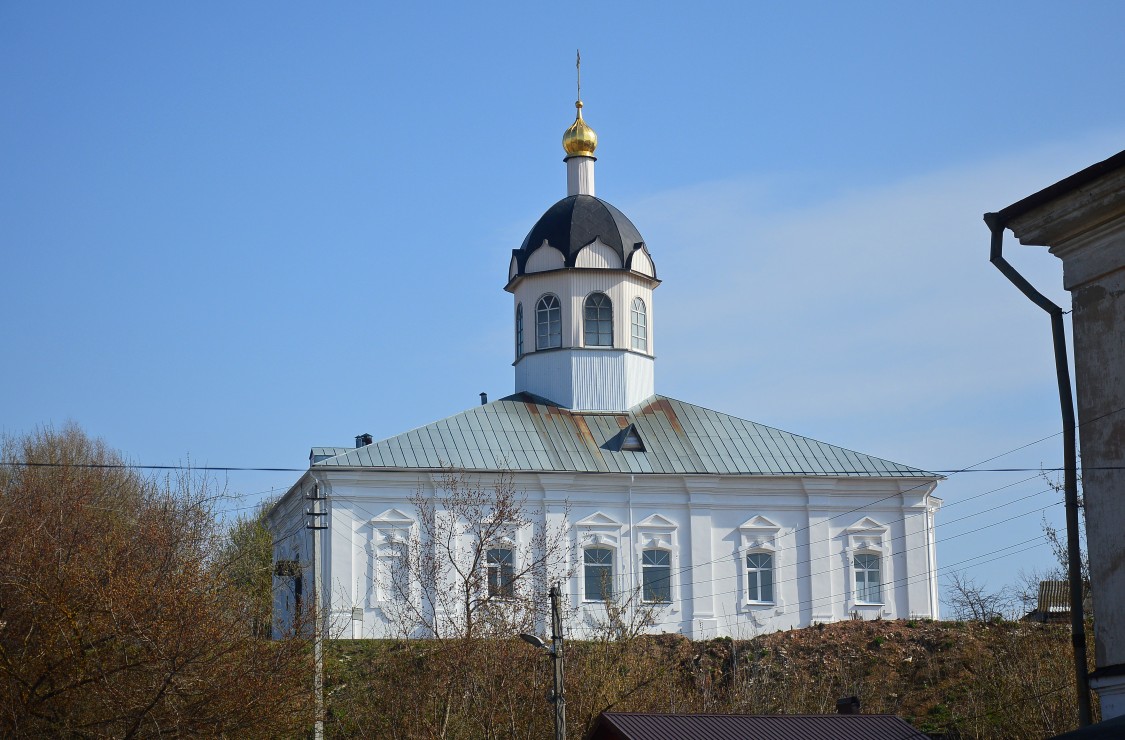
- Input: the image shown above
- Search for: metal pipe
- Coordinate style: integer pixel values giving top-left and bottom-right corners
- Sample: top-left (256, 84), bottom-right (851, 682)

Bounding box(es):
top-left (985, 213), bottom-right (1091, 727)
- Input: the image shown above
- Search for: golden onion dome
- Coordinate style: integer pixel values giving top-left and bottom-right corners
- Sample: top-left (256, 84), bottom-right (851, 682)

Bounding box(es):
top-left (562, 100), bottom-right (597, 158)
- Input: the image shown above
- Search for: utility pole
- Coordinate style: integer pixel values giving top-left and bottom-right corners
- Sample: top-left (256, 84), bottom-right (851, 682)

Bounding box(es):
top-left (518, 585), bottom-right (567, 739)
top-left (550, 583), bottom-right (566, 740)
top-left (306, 482), bottom-right (327, 740)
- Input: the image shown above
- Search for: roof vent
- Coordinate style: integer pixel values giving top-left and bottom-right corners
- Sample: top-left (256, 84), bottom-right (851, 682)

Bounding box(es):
top-left (836, 696), bottom-right (860, 715)
top-left (356, 433), bottom-right (373, 448)
top-left (480, 392), bottom-right (488, 406)
top-left (602, 423), bottom-right (646, 452)
top-left (620, 424), bottom-right (645, 452)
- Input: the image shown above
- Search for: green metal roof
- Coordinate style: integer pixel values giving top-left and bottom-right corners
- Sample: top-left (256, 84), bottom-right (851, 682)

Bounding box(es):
top-left (312, 394), bottom-right (935, 478)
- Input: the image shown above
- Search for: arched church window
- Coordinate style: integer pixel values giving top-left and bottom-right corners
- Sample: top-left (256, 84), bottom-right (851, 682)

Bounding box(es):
top-left (584, 292), bottom-right (613, 347)
top-left (630, 297), bottom-right (648, 352)
top-left (536, 295), bottom-right (561, 350)
top-left (515, 304), bottom-right (523, 359)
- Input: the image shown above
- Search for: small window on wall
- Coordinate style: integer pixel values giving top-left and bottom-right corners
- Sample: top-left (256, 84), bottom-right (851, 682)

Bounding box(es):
top-left (854, 554), bottom-right (881, 603)
top-left (641, 549), bottom-right (671, 602)
top-left (630, 297), bottom-right (648, 352)
top-left (584, 292), bottom-right (613, 346)
top-left (487, 547), bottom-right (515, 598)
top-left (584, 547), bottom-right (614, 601)
top-left (536, 295), bottom-right (561, 350)
top-left (746, 552), bottom-right (774, 603)
top-left (515, 304), bottom-right (523, 359)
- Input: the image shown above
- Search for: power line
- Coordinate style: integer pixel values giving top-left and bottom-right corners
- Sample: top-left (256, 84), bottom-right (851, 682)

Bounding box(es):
top-left (310, 463), bottom-right (1057, 620)
top-left (3, 401), bottom-right (1124, 476)
top-left (659, 498), bottom-right (1061, 604)
top-left (278, 415), bottom-right (1082, 637)
top-left (6, 460), bottom-right (1125, 474)
top-left (0, 462), bottom-right (307, 472)
top-left (295, 410), bottom-right (1075, 596)
top-left (640, 512), bottom-right (1055, 616)
top-left (642, 538), bottom-right (1048, 632)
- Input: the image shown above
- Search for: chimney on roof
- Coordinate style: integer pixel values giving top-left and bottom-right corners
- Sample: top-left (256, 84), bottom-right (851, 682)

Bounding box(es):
top-left (836, 696), bottom-right (860, 715)
top-left (480, 392), bottom-right (488, 405)
top-left (356, 433), bottom-right (373, 448)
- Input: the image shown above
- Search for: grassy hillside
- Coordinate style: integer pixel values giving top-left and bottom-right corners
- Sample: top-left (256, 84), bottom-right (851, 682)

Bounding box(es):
top-left (324, 619), bottom-right (1092, 739)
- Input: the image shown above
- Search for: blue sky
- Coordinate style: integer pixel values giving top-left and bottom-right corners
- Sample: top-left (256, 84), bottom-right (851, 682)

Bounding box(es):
top-left (3, 2), bottom-right (1124, 599)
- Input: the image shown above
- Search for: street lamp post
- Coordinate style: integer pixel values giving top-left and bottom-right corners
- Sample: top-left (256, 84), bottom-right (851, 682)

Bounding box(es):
top-left (519, 583), bottom-right (566, 740)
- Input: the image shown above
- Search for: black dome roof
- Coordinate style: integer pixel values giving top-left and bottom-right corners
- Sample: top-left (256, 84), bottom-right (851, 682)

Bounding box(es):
top-left (513, 195), bottom-right (647, 275)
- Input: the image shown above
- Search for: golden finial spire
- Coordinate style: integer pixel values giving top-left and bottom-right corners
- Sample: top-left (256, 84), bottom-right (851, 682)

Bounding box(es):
top-left (563, 49), bottom-right (598, 158)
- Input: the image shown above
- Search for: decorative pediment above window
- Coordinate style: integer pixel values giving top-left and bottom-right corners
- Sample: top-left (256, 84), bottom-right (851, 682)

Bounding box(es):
top-left (371, 508), bottom-right (413, 525)
top-left (739, 515), bottom-right (782, 552)
top-left (577, 511), bottom-right (623, 548)
top-left (483, 520), bottom-right (520, 549)
top-left (370, 508), bottom-right (414, 547)
top-left (635, 513), bottom-right (677, 550)
top-left (636, 513), bottom-right (675, 530)
top-left (577, 511), bottom-right (623, 528)
top-left (846, 516), bottom-right (886, 533)
top-left (844, 516), bottom-right (888, 552)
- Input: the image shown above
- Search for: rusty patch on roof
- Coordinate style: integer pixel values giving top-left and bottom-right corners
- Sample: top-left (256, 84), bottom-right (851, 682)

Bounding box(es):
top-left (310, 394), bottom-right (936, 478)
top-left (655, 397), bottom-right (684, 436)
top-left (572, 415), bottom-right (604, 462)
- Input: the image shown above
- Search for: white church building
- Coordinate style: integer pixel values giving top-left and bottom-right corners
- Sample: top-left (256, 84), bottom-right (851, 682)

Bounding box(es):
top-left (268, 93), bottom-right (942, 640)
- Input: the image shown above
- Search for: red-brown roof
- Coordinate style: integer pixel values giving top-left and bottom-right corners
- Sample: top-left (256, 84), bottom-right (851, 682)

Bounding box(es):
top-left (592, 712), bottom-right (925, 740)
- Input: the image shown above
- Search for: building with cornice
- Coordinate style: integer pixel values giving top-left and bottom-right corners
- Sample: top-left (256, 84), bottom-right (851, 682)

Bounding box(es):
top-left (268, 93), bottom-right (942, 640)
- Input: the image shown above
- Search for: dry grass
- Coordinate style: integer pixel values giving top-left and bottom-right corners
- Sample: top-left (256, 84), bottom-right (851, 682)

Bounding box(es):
top-left (324, 618), bottom-right (1095, 739)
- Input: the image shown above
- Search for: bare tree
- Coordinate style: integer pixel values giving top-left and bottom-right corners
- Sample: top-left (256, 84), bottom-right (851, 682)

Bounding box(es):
top-left (381, 467), bottom-right (571, 640)
top-left (584, 569), bottom-right (665, 642)
top-left (0, 424), bottom-right (312, 737)
top-left (944, 571), bottom-right (1017, 622)
top-left (1040, 466), bottom-right (1090, 587)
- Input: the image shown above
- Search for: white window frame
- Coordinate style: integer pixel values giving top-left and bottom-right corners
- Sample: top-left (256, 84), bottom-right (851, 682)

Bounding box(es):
top-left (853, 552), bottom-right (882, 604)
top-left (583, 546), bottom-right (615, 602)
top-left (486, 545), bottom-right (516, 599)
top-left (844, 517), bottom-right (889, 610)
top-left (583, 291), bottom-right (613, 347)
top-left (575, 511), bottom-right (623, 603)
top-left (536, 294), bottom-right (562, 350)
top-left (640, 548), bottom-right (672, 603)
top-left (745, 551), bottom-right (775, 604)
top-left (738, 515), bottom-right (783, 611)
top-left (634, 513), bottom-right (679, 610)
top-left (630, 297), bottom-right (648, 352)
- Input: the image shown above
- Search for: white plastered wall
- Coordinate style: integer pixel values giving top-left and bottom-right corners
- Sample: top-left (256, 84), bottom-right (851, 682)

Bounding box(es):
top-left (277, 468), bottom-right (940, 641)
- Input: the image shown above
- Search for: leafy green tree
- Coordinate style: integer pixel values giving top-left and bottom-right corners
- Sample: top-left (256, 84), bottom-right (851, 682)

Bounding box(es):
top-left (218, 499), bottom-right (277, 639)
